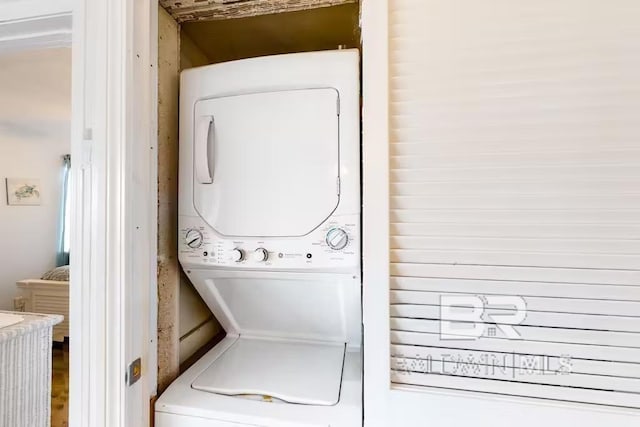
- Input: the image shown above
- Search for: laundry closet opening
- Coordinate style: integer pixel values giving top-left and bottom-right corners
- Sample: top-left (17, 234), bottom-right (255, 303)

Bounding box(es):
top-left (156, 1), bottom-right (361, 392)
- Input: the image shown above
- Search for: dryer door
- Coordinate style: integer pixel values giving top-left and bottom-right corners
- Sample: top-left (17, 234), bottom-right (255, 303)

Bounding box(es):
top-left (193, 88), bottom-right (340, 237)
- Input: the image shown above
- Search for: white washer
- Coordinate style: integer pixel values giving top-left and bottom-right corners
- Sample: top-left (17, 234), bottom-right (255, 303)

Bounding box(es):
top-left (155, 50), bottom-right (361, 427)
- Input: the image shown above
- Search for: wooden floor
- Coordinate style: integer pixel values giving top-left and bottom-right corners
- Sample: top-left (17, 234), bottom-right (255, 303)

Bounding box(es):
top-left (51, 343), bottom-right (69, 427)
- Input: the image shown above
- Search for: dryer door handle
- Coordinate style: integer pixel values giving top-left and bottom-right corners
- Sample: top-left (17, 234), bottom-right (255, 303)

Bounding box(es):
top-left (195, 115), bottom-right (214, 184)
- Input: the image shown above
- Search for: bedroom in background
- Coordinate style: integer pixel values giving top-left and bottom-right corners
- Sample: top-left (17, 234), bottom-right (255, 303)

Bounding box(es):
top-left (0, 46), bottom-right (72, 427)
top-left (1, 1), bottom-right (158, 426)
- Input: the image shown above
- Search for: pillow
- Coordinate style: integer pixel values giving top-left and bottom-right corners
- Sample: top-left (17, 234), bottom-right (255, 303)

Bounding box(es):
top-left (41, 265), bottom-right (70, 281)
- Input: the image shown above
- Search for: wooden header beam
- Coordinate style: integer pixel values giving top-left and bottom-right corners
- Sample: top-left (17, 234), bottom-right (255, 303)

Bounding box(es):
top-left (160, 0), bottom-right (358, 23)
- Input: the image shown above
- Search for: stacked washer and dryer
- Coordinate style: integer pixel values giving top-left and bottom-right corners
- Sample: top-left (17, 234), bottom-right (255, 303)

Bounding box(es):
top-left (155, 50), bottom-right (362, 426)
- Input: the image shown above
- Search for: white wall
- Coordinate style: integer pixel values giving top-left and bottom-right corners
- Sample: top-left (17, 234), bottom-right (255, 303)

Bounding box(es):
top-left (0, 0), bottom-right (72, 22)
top-left (0, 47), bottom-right (71, 309)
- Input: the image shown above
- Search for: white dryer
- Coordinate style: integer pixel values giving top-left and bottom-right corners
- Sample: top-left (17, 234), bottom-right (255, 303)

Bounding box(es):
top-left (155, 50), bottom-right (361, 427)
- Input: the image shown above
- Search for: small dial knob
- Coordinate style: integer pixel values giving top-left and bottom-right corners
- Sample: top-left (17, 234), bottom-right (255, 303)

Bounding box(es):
top-left (230, 248), bottom-right (244, 262)
top-left (252, 248), bottom-right (268, 262)
top-left (326, 228), bottom-right (349, 250)
top-left (185, 229), bottom-right (203, 249)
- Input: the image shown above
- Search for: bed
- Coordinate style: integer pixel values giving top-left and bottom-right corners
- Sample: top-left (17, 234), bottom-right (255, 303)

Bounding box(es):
top-left (14, 265), bottom-right (69, 342)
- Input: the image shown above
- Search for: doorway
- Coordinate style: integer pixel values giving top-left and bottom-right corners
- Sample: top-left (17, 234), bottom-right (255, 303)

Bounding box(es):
top-left (1, 1), bottom-right (161, 426)
top-left (0, 29), bottom-right (72, 427)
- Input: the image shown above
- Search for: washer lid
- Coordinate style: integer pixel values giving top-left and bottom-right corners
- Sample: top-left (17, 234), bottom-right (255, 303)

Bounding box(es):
top-left (193, 88), bottom-right (340, 238)
top-left (192, 337), bottom-right (346, 406)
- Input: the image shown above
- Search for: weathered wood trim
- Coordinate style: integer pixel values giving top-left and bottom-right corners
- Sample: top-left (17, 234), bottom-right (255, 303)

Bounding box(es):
top-left (160, 0), bottom-right (358, 23)
top-left (156, 5), bottom-right (181, 393)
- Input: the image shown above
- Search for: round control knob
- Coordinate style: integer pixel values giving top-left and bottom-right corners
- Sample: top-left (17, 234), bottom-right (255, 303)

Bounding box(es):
top-left (326, 228), bottom-right (349, 250)
top-left (230, 248), bottom-right (244, 262)
top-left (185, 229), bottom-right (203, 249)
top-left (252, 248), bottom-right (269, 262)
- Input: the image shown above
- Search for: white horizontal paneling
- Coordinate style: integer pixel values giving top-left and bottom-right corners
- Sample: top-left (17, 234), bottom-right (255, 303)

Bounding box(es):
top-left (391, 209), bottom-right (640, 224)
top-left (392, 237), bottom-right (640, 253)
top-left (391, 165), bottom-right (640, 183)
top-left (391, 151), bottom-right (640, 169)
top-left (391, 195), bottom-right (640, 210)
top-left (391, 222), bottom-right (640, 239)
top-left (390, 330), bottom-right (640, 365)
top-left (390, 357), bottom-right (640, 393)
top-left (391, 250), bottom-right (638, 270)
top-left (390, 371), bottom-right (640, 409)
top-left (390, 345), bottom-right (640, 379)
top-left (391, 318), bottom-right (640, 348)
top-left (390, 264), bottom-right (640, 286)
top-left (388, 0), bottom-right (640, 409)
top-left (390, 304), bottom-right (640, 332)
top-left (390, 290), bottom-right (640, 317)
top-left (32, 293), bottom-right (69, 339)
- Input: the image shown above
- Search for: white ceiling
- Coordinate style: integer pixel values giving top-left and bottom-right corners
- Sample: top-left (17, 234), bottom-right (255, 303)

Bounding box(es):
top-left (0, 47), bottom-right (71, 143)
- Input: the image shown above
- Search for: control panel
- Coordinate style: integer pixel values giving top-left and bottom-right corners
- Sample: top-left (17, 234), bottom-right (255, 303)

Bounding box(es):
top-left (178, 215), bottom-right (359, 270)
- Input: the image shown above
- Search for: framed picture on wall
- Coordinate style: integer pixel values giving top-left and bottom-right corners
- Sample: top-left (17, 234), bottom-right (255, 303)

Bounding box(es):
top-left (6, 178), bottom-right (41, 205)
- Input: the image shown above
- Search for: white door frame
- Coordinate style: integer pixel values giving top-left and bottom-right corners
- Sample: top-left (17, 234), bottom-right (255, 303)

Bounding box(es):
top-left (0, 1), bottom-right (158, 426)
top-left (361, 0), bottom-right (391, 425)
top-left (70, 0), bottom-right (157, 426)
